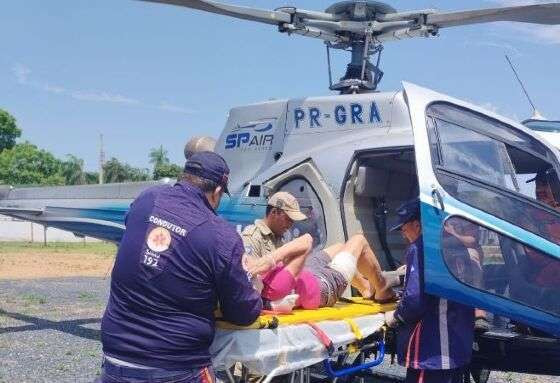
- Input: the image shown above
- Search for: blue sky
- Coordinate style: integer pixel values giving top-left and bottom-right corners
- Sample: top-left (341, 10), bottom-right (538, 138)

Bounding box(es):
top-left (1, 0), bottom-right (559, 171)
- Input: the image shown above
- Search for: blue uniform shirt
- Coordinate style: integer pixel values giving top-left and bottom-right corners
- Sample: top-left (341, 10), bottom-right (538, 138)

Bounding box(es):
top-left (101, 181), bottom-right (262, 370)
top-left (395, 237), bottom-right (474, 370)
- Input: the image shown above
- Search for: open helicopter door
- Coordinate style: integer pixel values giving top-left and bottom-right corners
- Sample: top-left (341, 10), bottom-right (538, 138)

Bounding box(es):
top-left (404, 82), bottom-right (560, 337)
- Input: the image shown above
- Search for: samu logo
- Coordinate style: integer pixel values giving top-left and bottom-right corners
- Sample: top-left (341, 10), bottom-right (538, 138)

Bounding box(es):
top-left (225, 120), bottom-right (275, 150)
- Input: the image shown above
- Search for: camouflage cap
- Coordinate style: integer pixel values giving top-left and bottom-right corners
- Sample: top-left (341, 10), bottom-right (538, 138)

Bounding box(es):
top-left (268, 191), bottom-right (307, 221)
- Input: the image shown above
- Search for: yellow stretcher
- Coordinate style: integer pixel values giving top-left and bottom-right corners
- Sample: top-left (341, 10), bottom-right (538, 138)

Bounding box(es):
top-left (211, 298), bottom-right (395, 382)
top-left (217, 297), bottom-right (396, 329)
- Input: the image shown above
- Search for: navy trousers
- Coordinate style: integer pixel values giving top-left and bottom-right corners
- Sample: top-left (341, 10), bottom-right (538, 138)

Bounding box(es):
top-left (97, 359), bottom-right (214, 383)
top-left (405, 368), bottom-right (465, 383)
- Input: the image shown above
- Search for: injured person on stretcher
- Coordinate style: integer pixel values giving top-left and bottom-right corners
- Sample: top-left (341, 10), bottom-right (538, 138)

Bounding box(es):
top-left (243, 233), bottom-right (399, 311)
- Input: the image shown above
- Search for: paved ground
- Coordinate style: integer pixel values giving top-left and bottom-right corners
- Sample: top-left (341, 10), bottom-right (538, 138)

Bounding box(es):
top-left (1, 277), bottom-right (559, 382)
top-left (0, 277), bottom-right (108, 382)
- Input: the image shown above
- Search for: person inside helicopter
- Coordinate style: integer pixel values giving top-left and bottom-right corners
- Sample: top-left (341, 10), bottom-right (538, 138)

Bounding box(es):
top-left (526, 168), bottom-right (560, 287)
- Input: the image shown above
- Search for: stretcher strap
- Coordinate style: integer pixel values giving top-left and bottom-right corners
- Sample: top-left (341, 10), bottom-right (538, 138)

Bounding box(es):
top-left (343, 318), bottom-right (363, 353)
top-left (306, 322), bottom-right (334, 355)
top-left (343, 318), bottom-right (363, 340)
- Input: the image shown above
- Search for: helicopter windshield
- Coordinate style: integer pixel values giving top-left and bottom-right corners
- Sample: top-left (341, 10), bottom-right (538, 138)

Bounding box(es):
top-left (523, 120), bottom-right (560, 133)
top-left (427, 103), bottom-right (560, 245)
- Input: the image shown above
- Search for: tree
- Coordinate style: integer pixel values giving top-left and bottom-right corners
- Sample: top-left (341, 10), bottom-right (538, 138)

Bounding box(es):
top-left (103, 157), bottom-right (150, 183)
top-left (0, 142), bottom-right (64, 185)
top-left (153, 163), bottom-right (182, 180)
top-left (149, 145), bottom-right (182, 180)
top-left (149, 145), bottom-right (169, 167)
top-left (85, 171), bottom-right (99, 184)
top-left (60, 154), bottom-right (86, 185)
top-left (0, 109), bottom-right (21, 152)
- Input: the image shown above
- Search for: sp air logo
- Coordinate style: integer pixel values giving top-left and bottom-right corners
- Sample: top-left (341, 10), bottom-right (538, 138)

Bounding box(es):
top-left (146, 227), bottom-right (171, 252)
top-left (225, 120), bottom-right (275, 151)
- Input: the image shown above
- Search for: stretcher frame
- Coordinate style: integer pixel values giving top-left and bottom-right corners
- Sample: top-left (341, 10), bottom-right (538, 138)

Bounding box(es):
top-left (211, 301), bottom-right (395, 382)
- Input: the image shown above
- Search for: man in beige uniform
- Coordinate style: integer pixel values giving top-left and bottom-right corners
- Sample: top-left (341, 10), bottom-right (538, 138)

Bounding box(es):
top-left (242, 191), bottom-right (307, 259)
top-left (242, 192), bottom-right (396, 307)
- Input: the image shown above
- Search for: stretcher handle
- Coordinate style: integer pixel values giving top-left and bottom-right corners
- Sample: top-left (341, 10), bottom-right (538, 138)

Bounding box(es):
top-left (322, 341), bottom-right (385, 378)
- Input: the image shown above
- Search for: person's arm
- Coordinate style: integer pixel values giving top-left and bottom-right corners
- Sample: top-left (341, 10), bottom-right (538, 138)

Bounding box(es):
top-left (390, 243), bottom-right (428, 326)
top-left (271, 233), bottom-right (312, 264)
top-left (444, 222), bottom-right (477, 248)
top-left (216, 236), bottom-right (263, 326)
top-left (244, 234), bottom-right (313, 276)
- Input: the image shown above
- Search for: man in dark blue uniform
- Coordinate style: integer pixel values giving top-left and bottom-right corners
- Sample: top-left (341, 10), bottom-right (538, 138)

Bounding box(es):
top-left (384, 199), bottom-right (474, 383)
top-left (100, 151), bottom-right (262, 383)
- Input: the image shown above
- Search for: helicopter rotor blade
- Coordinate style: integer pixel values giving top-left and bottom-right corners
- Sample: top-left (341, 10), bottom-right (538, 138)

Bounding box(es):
top-left (426, 3), bottom-right (560, 28)
top-left (139, 0), bottom-right (291, 25)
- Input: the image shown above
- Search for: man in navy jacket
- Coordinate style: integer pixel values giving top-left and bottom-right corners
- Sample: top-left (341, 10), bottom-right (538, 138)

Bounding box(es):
top-left (384, 199), bottom-right (474, 383)
top-left (100, 151), bottom-right (262, 383)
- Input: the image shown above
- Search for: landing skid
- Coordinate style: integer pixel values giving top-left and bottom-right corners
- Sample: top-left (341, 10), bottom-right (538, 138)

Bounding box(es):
top-left (472, 330), bottom-right (560, 376)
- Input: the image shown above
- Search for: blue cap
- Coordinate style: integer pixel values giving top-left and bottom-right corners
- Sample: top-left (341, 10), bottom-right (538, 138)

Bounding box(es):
top-left (183, 151), bottom-right (230, 195)
top-left (390, 198), bottom-right (420, 232)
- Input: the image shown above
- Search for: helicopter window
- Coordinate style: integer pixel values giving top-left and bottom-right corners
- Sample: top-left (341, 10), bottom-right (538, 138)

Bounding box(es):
top-left (443, 216), bottom-right (560, 317)
top-left (428, 103), bottom-right (552, 159)
top-left (524, 120), bottom-right (560, 133)
top-left (434, 118), bottom-right (516, 190)
top-left (427, 103), bottom-right (560, 246)
top-left (278, 178), bottom-right (326, 249)
top-left (248, 184), bottom-right (261, 197)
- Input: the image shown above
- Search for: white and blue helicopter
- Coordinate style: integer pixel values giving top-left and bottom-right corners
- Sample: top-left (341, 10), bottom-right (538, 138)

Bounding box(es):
top-left (1, 0), bottom-right (560, 379)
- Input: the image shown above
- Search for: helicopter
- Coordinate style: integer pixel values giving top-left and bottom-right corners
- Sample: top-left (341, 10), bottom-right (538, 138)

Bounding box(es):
top-left (2, 0), bottom-right (560, 379)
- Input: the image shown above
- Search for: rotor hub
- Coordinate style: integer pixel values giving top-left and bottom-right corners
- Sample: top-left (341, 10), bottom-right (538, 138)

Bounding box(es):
top-left (323, 1), bottom-right (393, 93)
top-left (325, 1), bottom-right (396, 21)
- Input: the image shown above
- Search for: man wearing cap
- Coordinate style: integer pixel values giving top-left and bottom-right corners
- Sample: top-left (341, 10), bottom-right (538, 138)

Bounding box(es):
top-left (100, 151), bottom-right (262, 383)
top-left (242, 191), bottom-right (307, 259)
top-left (384, 199), bottom-right (474, 383)
top-left (242, 191), bottom-right (395, 309)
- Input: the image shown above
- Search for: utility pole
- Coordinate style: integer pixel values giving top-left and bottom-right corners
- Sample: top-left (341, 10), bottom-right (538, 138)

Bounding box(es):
top-left (99, 133), bottom-right (105, 184)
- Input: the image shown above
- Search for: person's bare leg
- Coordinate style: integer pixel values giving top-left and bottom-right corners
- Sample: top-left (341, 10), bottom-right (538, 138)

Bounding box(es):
top-left (324, 242), bottom-right (373, 297)
top-left (342, 234), bottom-right (394, 301)
top-left (323, 243), bottom-right (345, 258)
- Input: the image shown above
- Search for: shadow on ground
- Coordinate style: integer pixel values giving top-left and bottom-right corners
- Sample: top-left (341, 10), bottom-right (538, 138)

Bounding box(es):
top-left (0, 309), bottom-right (100, 341)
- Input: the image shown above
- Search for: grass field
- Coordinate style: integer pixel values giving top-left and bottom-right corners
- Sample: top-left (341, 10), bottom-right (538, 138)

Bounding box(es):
top-left (0, 241), bottom-right (116, 255)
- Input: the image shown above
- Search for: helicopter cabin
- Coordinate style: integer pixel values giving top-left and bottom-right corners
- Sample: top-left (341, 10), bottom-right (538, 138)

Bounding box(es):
top-left (215, 83), bottom-right (560, 342)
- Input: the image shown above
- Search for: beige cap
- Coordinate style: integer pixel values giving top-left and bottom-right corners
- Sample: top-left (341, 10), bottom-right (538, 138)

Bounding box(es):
top-left (268, 191), bottom-right (307, 221)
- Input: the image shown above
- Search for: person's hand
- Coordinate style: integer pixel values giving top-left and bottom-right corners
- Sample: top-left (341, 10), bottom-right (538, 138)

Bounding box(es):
top-left (244, 255), bottom-right (275, 276)
top-left (384, 310), bottom-right (401, 329)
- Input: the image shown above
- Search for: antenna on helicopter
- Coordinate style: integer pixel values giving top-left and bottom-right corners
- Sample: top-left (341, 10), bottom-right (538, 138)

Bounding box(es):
top-left (140, 0), bottom-right (560, 94)
top-left (505, 55), bottom-right (545, 121)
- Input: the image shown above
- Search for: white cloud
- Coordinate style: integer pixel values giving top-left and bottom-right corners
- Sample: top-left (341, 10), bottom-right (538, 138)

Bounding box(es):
top-left (11, 63), bottom-right (195, 113)
top-left (12, 63), bottom-right (30, 84)
top-left (513, 24), bottom-right (560, 44)
top-left (71, 90), bottom-right (140, 105)
top-left (492, 0), bottom-right (549, 5)
top-left (487, 0), bottom-right (560, 44)
top-left (480, 102), bottom-right (501, 113)
top-left (158, 102), bottom-right (196, 114)
top-left (463, 40), bottom-right (522, 55)
top-left (43, 84), bottom-right (66, 94)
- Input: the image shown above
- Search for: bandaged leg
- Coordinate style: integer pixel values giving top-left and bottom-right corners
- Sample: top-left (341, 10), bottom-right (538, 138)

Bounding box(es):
top-left (337, 234), bottom-right (395, 302)
top-left (328, 251), bottom-right (358, 283)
